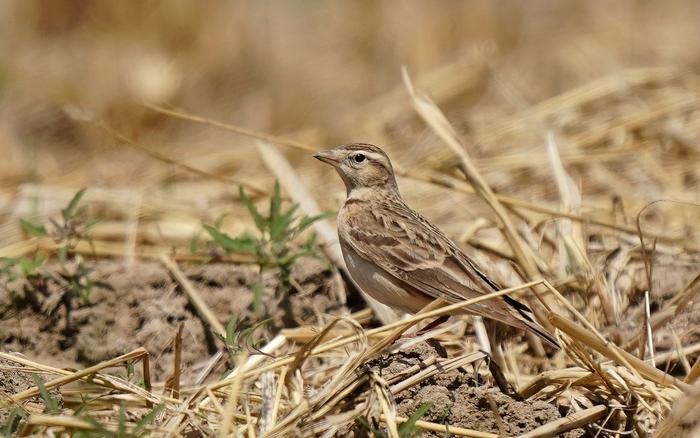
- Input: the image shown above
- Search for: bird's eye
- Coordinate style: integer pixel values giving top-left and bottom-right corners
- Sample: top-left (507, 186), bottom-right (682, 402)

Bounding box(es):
top-left (354, 154), bottom-right (366, 163)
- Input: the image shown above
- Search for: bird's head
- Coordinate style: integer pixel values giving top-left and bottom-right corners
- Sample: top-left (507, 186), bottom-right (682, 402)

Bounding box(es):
top-left (314, 143), bottom-right (397, 195)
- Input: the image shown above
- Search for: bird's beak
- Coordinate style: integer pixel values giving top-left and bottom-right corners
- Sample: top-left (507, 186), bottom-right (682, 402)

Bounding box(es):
top-left (313, 149), bottom-right (343, 166)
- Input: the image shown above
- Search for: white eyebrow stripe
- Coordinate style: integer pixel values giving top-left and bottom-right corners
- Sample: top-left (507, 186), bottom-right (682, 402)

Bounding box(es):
top-left (364, 152), bottom-right (388, 166)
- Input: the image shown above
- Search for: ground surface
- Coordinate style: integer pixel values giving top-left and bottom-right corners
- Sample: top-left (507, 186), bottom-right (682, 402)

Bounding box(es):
top-left (1, 2), bottom-right (700, 435)
top-left (0, 258), bottom-right (346, 383)
top-left (370, 341), bottom-right (583, 437)
top-left (2, 258), bottom-right (699, 436)
top-left (0, 357), bottom-right (63, 424)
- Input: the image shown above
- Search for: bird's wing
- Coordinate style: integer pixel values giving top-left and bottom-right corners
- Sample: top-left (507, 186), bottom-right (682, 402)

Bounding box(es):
top-left (342, 198), bottom-right (558, 347)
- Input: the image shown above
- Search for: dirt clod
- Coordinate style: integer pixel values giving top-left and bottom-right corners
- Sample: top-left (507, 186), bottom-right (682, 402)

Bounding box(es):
top-left (365, 341), bottom-right (579, 436)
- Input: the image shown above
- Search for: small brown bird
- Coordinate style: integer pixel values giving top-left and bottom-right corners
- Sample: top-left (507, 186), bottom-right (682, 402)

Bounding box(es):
top-left (314, 143), bottom-right (558, 349)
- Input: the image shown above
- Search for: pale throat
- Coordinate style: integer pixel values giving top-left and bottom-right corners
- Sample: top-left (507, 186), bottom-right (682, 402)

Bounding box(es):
top-left (345, 184), bottom-right (398, 202)
top-left (346, 186), bottom-right (376, 201)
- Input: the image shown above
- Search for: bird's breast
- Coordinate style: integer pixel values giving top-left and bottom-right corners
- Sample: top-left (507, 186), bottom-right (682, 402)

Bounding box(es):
top-left (339, 239), bottom-right (431, 314)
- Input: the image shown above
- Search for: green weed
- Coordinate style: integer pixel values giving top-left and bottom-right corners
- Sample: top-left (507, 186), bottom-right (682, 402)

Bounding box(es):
top-left (398, 401), bottom-right (432, 438)
top-left (4, 189), bottom-right (101, 306)
top-left (354, 402), bottom-right (432, 438)
top-left (73, 403), bottom-right (164, 438)
top-left (0, 408), bottom-right (25, 437)
top-left (217, 316), bottom-right (271, 366)
top-left (32, 374), bottom-right (61, 414)
top-left (203, 181), bottom-right (333, 315)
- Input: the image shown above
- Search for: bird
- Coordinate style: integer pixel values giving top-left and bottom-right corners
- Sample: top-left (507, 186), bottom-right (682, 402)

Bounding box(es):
top-left (313, 143), bottom-right (558, 350)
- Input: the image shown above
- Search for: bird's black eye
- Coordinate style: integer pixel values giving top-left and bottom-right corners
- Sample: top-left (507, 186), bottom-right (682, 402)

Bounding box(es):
top-left (354, 153), bottom-right (366, 163)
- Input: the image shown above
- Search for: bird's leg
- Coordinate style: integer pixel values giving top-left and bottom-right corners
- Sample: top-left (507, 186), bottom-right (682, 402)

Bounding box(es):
top-left (399, 315), bottom-right (450, 339)
top-left (417, 315), bottom-right (450, 334)
top-left (487, 346), bottom-right (524, 401)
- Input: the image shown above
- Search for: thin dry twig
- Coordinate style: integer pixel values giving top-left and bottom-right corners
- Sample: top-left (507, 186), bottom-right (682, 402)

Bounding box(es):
top-left (160, 253), bottom-right (226, 338)
top-left (516, 404), bottom-right (608, 438)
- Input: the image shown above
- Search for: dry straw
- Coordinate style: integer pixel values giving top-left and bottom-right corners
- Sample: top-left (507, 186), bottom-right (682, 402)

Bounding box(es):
top-left (3, 59), bottom-right (700, 436)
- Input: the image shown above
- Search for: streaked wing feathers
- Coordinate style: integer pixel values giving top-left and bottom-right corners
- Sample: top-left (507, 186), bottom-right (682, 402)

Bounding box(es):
top-left (342, 198), bottom-right (538, 332)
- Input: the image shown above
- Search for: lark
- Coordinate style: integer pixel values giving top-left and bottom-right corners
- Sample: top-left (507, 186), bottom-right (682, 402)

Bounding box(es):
top-left (314, 143), bottom-right (558, 349)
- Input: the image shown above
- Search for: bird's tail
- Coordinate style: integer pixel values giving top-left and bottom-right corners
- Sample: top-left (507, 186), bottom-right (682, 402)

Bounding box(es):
top-left (503, 295), bottom-right (560, 349)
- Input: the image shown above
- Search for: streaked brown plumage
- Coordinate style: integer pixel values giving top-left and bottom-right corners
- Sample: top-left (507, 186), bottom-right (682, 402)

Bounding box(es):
top-left (314, 143), bottom-right (558, 349)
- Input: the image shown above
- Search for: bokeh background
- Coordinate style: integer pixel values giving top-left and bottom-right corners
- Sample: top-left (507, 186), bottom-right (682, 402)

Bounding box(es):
top-left (0, 0), bottom-right (698, 245)
top-left (2, 3), bottom-right (700, 434)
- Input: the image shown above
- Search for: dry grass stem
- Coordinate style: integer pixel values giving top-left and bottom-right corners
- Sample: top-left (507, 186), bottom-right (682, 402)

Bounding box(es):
top-left (3, 12), bottom-right (700, 435)
top-left (160, 254), bottom-right (226, 338)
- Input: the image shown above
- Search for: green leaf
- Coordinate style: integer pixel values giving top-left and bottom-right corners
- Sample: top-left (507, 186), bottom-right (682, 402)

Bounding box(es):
top-left (214, 214), bottom-right (226, 229)
top-left (0, 408), bottom-right (25, 437)
top-left (303, 232), bottom-right (318, 249)
top-left (126, 360), bottom-right (135, 380)
top-left (354, 417), bottom-right (386, 438)
top-left (195, 255), bottom-right (213, 267)
top-left (225, 316), bottom-right (239, 346)
top-left (20, 254), bottom-right (44, 277)
top-left (239, 186), bottom-right (265, 232)
top-left (282, 204), bottom-right (299, 224)
top-left (78, 415), bottom-right (111, 436)
top-left (0, 257), bottom-right (18, 266)
top-left (32, 374), bottom-right (60, 414)
top-left (117, 402), bottom-right (127, 438)
top-left (84, 217), bottom-right (101, 230)
top-left (133, 404), bottom-right (164, 435)
top-left (269, 204), bottom-right (298, 243)
top-left (62, 188), bottom-right (87, 221)
top-left (73, 204), bottom-right (89, 219)
top-left (269, 180), bottom-right (282, 231)
top-left (34, 253), bottom-right (46, 266)
top-left (240, 318), bottom-right (271, 350)
top-left (20, 219), bottom-right (47, 237)
top-left (252, 282), bottom-right (264, 314)
top-left (398, 401), bottom-right (432, 438)
top-left (74, 394), bottom-right (91, 416)
top-left (189, 232), bottom-right (201, 254)
top-left (295, 211), bottom-right (336, 235)
top-left (276, 253), bottom-right (298, 268)
top-left (203, 225), bottom-right (256, 254)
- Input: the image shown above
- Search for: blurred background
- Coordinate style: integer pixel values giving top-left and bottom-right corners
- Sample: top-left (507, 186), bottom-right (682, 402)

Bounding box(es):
top-left (1, 3), bottom-right (700, 432)
top-left (0, 0), bottom-right (698, 246)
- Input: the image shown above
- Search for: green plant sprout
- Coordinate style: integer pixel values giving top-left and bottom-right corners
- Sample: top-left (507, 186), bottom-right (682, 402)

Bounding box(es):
top-left (72, 403), bottom-right (164, 438)
top-left (21, 188), bottom-right (99, 260)
top-left (32, 374), bottom-right (61, 414)
top-left (5, 188), bottom-right (101, 306)
top-left (0, 189), bottom-right (107, 340)
top-left (397, 402), bottom-right (432, 438)
top-left (354, 402), bottom-right (432, 438)
top-left (217, 316), bottom-right (272, 367)
top-left (0, 407), bottom-right (25, 437)
top-left (203, 181), bottom-right (333, 315)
